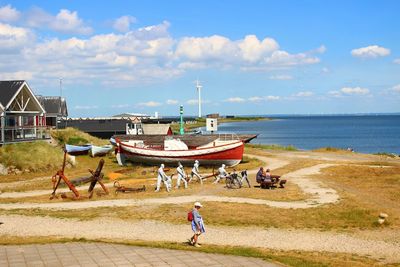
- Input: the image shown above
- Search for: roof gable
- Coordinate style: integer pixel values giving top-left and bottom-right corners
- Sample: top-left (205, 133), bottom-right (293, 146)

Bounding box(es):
top-left (0, 80), bottom-right (24, 107)
top-left (0, 80), bottom-right (45, 113)
top-left (37, 96), bottom-right (68, 116)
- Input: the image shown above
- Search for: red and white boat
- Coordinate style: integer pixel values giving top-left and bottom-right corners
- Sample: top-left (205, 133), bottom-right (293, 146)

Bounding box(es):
top-left (116, 136), bottom-right (244, 167)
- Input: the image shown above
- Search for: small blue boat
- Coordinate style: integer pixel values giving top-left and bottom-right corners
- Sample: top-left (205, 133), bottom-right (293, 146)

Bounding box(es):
top-left (65, 144), bottom-right (92, 155)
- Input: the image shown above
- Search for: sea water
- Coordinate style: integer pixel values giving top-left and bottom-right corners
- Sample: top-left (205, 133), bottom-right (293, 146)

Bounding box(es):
top-left (217, 115), bottom-right (400, 154)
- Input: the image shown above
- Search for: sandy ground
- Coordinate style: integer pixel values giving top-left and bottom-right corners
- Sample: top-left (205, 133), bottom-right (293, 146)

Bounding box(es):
top-left (0, 158), bottom-right (339, 209)
top-left (0, 151), bottom-right (399, 263)
top-left (1, 215), bottom-right (399, 263)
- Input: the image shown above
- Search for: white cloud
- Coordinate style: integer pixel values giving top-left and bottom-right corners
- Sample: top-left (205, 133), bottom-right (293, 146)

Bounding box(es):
top-left (293, 91), bottom-right (314, 97)
top-left (176, 35), bottom-right (236, 61)
top-left (0, 71), bottom-right (33, 80)
top-left (225, 97), bottom-right (246, 103)
top-left (265, 95), bottom-right (280, 101)
top-left (52, 9), bottom-right (92, 34)
top-left (315, 45), bottom-right (327, 54)
top-left (176, 34), bottom-right (320, 69)
top-left (340, 87), bottom-right (370, 95)
top-left (111, 104), bottom-right (130, 108)
top-left (0, 23), bottom-right (33, 52)
top-left (391, 84), bottom-right (400, 93)
top-left (0, 5), bottom-right (20, 22)
top-left (328, 87), bottom-right (370, 97)
top-left (26, 7), bottom-right (92, 34)
top-left (238, 35), bottom-right (279, 62)
top-left (351, 45), bottom-right (390, 58)
top-left (0, 8), bottom-right (323, 88)
top-left (74, 105), bottom-right (98, 110)
top-left (265, 50), bottom-right (320, 66)
top-left (138, 101), bottom-right (161, 107)
top-left (186, 99), bottom-right (198, 105)
top-left (394, 58), bottom-right (400, 64)
top-left (248, 96), bottom-right (263, 102)
top-left (166, 99), bottom-right (178, 105)
top-left (113, 15), bottom-right (136, 33)
top-left (269, 74), bottom-right (293, 80)
top-left (328, 91), bottom-right (342, 98)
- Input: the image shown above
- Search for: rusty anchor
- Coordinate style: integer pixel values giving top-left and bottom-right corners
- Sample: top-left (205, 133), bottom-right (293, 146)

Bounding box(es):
top-left (113, 181), bottom-right (146, 195)
top-left (50, 148), bottom-right (109, 200)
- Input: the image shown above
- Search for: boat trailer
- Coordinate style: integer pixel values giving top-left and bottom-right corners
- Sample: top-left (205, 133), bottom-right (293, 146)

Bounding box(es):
top-left (50, 150), bottom-right (109, 200)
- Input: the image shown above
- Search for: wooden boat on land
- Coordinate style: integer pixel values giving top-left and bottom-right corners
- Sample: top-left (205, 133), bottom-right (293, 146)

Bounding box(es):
top-left (116, 136), bottom-right (244, 167)
top-left (90, 145), bottom-right (113, 157)
top-left (113, 133), bottom-right (257, 148)
top-left (65, 144), bottom-right (92, 156)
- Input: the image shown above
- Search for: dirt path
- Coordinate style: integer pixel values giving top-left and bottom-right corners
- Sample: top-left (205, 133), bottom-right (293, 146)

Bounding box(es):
top-left (0, 154), bottom-right (288, 199)
top-left (0, 215), bottom-right (398, 263)
top-left (0, 163), bottom-right (339, 210)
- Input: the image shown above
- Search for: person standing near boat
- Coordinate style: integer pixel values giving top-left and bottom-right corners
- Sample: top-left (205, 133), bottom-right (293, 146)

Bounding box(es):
top-left (214, 164), bottom-right (228, 184)
top-left (189, 160), bottom-right (203, 184)
top-left (175, 163), bottom-right (188, 189)
top-left (189, 202), bottom-right (205, 247)
top-left (155, 164), bottom-right (171, 192)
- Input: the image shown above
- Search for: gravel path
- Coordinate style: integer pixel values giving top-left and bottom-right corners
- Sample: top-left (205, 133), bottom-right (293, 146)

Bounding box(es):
top-left (1, 215), bottom-right (399, 263)
top-left (0, 163), bottom-right (339, 210)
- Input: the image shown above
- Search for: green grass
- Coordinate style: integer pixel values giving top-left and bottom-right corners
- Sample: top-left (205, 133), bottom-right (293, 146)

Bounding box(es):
top-left (374, 152), bottom-right (398, 158)
top-left (51, 127), bottom-right (108, 146)
top-left (0, 141), bottom-right (63, 172)
top-left (0, 237), bottom-right (381, 267)
top-left (313, 147), bottom-right (348, 152)
top-left (246, 143), bottom-right (298, 151)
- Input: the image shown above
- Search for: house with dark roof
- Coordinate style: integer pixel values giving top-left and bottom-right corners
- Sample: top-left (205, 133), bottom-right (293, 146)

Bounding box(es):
top-left (37, 96), bottom-right (68, 128)
top-left (0, 80), bottom-right (49, 144)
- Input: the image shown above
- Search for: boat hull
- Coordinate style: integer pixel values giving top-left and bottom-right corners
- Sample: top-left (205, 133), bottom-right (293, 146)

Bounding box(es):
top-left (90, 145), bottom-right (113, 157)
top-left (118, 140), bottom-right (244, 167)
top-left (65, 144), bottom-right (92, 156)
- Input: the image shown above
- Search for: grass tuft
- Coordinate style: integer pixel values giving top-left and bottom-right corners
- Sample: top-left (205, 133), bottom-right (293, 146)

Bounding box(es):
top-left (246, 143), bottom-right (298, 151)
top-left (0, 141), bottom-right (63, 171)
top-left (51, 127), bottom-right (108, 146)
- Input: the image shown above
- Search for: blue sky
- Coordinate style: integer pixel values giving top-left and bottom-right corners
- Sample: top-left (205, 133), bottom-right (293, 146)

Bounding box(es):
top-left (0, 0), bottom-right (399, 117)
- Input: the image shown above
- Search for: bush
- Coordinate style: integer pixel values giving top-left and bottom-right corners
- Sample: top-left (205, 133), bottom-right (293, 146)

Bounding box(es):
top-left (51, 128), bottom-right (107, 146)
top-left (0, 141), bottom-right (63, 172)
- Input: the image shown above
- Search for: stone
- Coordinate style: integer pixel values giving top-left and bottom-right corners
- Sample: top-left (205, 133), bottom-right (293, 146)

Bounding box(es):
top-left (0, 164), bottom-right (7, 175)
top-left (67, 155), bottom-right (76, 167)
top-left (378, 218), bottom-right (385, 224)
top-left (379, 213), bottom-right (388, 218)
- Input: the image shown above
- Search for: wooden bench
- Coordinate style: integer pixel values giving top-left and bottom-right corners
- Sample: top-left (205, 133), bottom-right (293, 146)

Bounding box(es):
top-left (258, 175), bottom-right (286, 189)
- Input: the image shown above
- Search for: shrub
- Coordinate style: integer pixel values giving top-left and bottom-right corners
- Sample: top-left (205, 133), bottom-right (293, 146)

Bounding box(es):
top-left (0, 141), bottom-right (63, 172)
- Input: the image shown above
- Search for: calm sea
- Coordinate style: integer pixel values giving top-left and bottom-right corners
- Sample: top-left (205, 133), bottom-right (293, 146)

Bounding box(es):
top-left (217, 115), bottom-right (400, 154)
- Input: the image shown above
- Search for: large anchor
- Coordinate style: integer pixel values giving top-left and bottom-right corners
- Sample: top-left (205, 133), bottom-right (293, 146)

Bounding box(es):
top-left (50, 148), bottom-right (109, 200)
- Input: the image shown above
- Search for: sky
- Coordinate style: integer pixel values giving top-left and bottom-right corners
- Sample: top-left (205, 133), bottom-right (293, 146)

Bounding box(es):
top-left (0, 0), bottom-right (399, 117)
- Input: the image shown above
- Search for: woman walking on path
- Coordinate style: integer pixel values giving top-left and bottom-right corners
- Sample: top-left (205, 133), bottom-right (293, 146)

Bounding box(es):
top-left (189, 202), bottom-right (205, 247)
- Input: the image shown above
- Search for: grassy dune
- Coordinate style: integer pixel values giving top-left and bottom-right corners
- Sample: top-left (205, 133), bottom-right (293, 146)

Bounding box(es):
top-left (0, 141), bottom-right (63, 172)
top-left (50, 127), bottom-right (108, 146)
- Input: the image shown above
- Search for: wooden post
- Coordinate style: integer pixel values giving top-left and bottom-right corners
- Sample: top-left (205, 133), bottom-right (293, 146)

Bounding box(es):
top-left (0, 116), bottom-right (4, 143)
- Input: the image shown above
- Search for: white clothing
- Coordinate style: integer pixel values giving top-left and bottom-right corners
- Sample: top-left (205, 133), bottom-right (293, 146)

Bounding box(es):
top-left (176, 166), bottom-right (188, 188)
top-left (189, 162), bottom-right (203, 184)
top-left (214, 166), bottom-right (228, 183)
top-left (156, 166), bottom-right (171, 192)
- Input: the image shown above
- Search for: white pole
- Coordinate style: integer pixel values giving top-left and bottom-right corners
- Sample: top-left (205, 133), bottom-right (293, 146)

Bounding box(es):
top-left (196, 80), bottom-right (202, 118)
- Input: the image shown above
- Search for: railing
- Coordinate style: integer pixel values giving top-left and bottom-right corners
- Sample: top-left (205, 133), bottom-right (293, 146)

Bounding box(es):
top-left (1, 126), bottom-right (52, 143)
top-left (218, 133), bottom-right (240, 141)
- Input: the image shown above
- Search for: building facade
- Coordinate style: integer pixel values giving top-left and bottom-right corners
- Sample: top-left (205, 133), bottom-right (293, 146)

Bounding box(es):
top-left (0, 80), bottom-right (49, 144)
